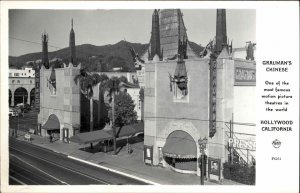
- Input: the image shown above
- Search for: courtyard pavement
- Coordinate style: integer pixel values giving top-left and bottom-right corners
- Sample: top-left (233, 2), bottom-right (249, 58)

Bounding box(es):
top-left (10, 128), bottom-right (242, 185)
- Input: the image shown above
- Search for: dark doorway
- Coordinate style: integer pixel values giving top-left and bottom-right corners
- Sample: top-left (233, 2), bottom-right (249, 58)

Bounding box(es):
top-left (14, 87), bottom-right (28, 105)
top-left (30, 88), bottom-right (35, 106)
top-left (9, 89), bottom-right (12, 106)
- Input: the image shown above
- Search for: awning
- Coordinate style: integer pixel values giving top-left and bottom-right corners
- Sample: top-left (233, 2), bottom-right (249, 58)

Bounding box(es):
top-left (107, 122), bottom-right (144, 138)
top-left (69, 130), bottom-right (113, 145)
top-left (162, 130), bottom-right (197, 159)
top-left (42, 114), bottom-right (60, 131)
top-left (70, 122), bottom-right (144, 145)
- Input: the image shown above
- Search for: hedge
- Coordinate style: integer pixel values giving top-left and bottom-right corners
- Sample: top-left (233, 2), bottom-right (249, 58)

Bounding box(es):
top-left (223, 162), bottom-right (255, 185)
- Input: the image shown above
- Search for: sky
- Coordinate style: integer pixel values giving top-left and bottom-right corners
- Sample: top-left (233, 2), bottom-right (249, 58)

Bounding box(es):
top-left (9, 9), bottom-right (255, 57)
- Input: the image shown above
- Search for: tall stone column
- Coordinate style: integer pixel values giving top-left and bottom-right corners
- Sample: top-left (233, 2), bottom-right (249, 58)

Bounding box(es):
top-left (27, 90), bottom-right (30, 104)
top-left (216, 9), bottom-right (227, 54)
top-left (11, 92), bottom-right (15, 106)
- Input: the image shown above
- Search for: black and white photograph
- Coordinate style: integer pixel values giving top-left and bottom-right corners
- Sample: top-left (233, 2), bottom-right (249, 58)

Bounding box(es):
top-left (1, 1), bottom-right (299, 193)
top-left (7, 8), bottom-right (256, 186)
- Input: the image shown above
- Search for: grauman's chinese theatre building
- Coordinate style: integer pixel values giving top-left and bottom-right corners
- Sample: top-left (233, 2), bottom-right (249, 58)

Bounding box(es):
top-left (37, 21), bottom-right (81, 141)
top-left (142, 9), bottom-right (256, 177)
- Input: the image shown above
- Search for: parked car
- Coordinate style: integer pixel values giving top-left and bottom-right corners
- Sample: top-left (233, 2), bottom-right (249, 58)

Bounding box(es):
top-left (15, 103), bottom-right (24, 108)
top-left (9, 107), bottom-right (22, 117)
top-left (9, 107), bottom-right (14, 116)
top-left (15, 103), bottom-right (31, 113)
top-left (21, 104), bottom-right (31, 113)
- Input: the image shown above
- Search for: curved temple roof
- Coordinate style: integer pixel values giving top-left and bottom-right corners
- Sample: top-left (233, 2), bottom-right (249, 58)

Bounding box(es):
top-left (143, 9), bottom-right (199, 61)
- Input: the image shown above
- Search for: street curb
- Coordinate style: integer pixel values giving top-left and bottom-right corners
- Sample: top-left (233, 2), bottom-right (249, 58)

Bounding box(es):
top-left (68, 155), bottom-right (160, 185)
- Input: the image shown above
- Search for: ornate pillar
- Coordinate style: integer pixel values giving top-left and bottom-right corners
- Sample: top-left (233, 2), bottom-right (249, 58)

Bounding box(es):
top-left (27, 89), bottom-right (30, 104)
top-left (11, 90), bottom-right (15, 106)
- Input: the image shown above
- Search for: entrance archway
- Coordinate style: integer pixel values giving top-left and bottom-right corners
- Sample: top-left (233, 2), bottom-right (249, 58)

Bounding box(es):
top-left (30, 88), bottom-right (35, 106)
top-left (14, 87), bottom-right (28, 105)
top-left (43, 114), bottom-right (60, 138)
top-left (162, 130), bottom-right (197, 173)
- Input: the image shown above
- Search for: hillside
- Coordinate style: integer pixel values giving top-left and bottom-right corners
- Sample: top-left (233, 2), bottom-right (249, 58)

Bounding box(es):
top-left (9, 40), bottom-right (203, 72)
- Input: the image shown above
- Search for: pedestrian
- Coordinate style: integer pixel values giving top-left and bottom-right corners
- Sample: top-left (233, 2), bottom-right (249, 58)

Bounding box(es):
top-left (49, 134), bottom-right (53, 143)
top-left (127, 143), bottom-right (132, 154)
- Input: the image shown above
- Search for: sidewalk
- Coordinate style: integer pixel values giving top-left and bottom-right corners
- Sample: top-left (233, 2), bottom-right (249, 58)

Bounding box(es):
top-left (10, 129), bottom-right (242, 185)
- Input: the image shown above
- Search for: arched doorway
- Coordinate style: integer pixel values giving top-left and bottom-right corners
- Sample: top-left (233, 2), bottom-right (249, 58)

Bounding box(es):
top-left (9, 89), bottom-right (12, 106)
top-left (162, 130), bottom-right (197, 173)
top-left (30, 88), bottom-right (35, 106)
top-left (14, 87), bottom-right (28, 105)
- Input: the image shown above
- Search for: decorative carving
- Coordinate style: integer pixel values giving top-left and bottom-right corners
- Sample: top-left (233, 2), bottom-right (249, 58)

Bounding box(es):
top-left (69, 19), bottom-right (77, 66)
top-left (178, 35), bottom-right (188, 61)
top-left (165, 121), bottom-right (198, 140)
top-left (209, 53), bottom-right (217, 138)
top-left (41, 33), bottom-right (49, 69)
top-left (246, 41), bottom-right (256, 61)
top-left (35, 66), bottom-right (40, 112)
top-left (168, 60), bottom-right (188, 97)
top-left (168, 36), bottom-right (189, 97)
top-left (47, 68), bottom-right (56, 95)
top-left (128, 43), bottom-right (145, 65)
top-left (200, 40), bottom-right (214, 58)
top-left (148, 9), bottom-right (163, 61)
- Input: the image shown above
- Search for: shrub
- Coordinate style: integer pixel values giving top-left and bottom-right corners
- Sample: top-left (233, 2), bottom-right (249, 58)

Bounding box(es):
top-left (223, 162), bottom-right (255, 185)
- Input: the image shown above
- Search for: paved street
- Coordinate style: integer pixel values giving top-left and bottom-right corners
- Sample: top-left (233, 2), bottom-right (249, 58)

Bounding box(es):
top-left (10, 155), bottom-right (65, 185)
top-left (9, 138), bottom-right (149, 185)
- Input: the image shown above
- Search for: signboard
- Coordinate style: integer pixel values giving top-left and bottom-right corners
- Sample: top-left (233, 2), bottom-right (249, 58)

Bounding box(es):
top-left (63, 128), bottom-right (69, 143)
top-left (234, 67), bottom-right (256, 86)
top-left (208, 157), bottom-right (221, 182)
top-left (144, 145), bottom-right (153, 165)
top-left (228, 138), bottom-right (256, 151)
top-left (29, 128), bottom-right (35, 134)
top-left (209, 58), bottom-right (217, 137)
top-left (37, 124), bottom-right (41, 136)
top-left (24, 134), bottom-right (31, 141)
top-left (35, 67), bottom-right (40, 112)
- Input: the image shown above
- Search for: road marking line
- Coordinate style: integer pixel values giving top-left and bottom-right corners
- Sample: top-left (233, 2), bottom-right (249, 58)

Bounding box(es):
top-left (10, 168), bottom-right (39, 185)
top-left (9, 176), bottom-right (27, 185)
top-left (68, 156), bottom-right (160, 185)
top-left (10, 147), bottom-right (108, 184)
top-left (10, 154), bottom-right (69, 185)
top-left (10, 160), bottom-right (64, 185)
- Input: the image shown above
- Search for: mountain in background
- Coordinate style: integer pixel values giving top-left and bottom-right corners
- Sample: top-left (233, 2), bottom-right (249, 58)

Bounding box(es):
top-left (9, 40), bottom-right (203, 72)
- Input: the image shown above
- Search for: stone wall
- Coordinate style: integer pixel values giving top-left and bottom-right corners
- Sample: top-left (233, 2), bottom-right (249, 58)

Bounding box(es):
top-left (38, 63), bottom-right (80, 140)
top-left (144, 58), bottom-right (210, 175)
top-left (144, 55), bottom-right (256, 177)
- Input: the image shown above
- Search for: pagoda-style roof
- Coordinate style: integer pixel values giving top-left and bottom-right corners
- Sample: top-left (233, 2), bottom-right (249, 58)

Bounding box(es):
top-left (142, 9), bottom-right (199, 61)
top-left (161, 9), bottom-right (199, 59)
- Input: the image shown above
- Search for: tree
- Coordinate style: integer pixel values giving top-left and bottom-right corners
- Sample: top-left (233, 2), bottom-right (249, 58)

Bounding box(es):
top-left (74, 68), bottom-right (106, 132)
top-left (119, 76), bottom-right (128, 83)
top-left (110, 92), bottom-right (137, 126)
top-left (100, 76), bottom-right (121, 154)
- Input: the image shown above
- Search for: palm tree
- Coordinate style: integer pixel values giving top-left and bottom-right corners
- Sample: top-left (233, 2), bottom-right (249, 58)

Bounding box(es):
top-left (74, 68), bottom-right (104, 132)
top-left (101, 76), bottom-right (121, 155)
